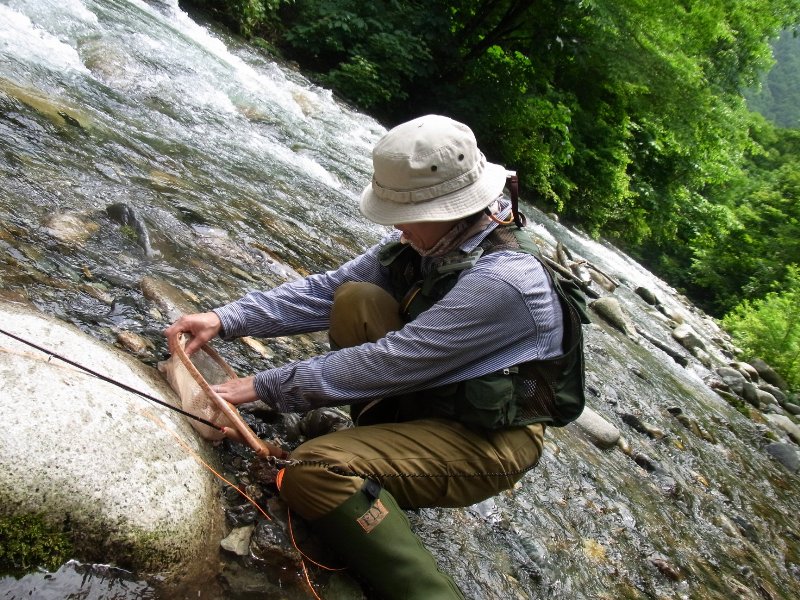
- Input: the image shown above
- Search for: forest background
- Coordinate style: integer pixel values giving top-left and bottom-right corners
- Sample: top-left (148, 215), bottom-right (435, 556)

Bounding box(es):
top-left (181, 0), bottom-right (800, 391)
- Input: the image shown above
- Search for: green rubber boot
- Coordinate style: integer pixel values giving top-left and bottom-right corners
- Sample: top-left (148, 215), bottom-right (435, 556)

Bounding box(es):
top-left (312, 482), bottom-right (465, 599)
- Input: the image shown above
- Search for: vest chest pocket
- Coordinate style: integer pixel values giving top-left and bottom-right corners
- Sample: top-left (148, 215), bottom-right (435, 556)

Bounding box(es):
top-left (454, 367), bottom-right (519, 429)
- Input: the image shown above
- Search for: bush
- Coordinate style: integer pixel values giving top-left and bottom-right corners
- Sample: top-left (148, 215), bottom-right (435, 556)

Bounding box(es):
top-left (722, 264), bottom-right (800, 390)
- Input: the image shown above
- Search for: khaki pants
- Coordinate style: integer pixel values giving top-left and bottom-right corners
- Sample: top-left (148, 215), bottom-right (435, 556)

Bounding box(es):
top-left (279, 282), bottom-right (545, 520)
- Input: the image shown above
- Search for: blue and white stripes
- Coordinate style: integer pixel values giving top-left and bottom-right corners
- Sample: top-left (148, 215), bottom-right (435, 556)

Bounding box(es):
top-left (215, 221), bottom-right (564, 414)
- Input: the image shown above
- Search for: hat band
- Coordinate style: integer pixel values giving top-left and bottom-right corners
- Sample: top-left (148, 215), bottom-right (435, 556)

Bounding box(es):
top-left (371, 154), bottom-right (487, 204)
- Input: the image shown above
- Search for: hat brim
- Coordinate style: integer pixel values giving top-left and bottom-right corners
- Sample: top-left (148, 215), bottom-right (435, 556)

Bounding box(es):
top-left (359, 161), bottom-right (508, 225)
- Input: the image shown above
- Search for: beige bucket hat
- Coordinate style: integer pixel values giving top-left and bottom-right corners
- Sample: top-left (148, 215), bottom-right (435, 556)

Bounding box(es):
top-left (359, 115), bottom-right (508, 225)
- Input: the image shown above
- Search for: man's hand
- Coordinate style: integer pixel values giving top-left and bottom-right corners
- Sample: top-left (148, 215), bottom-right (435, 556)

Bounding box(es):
top-left (211, 376), bottom-right (258, 406)
top-left (164, 311), bottom-right (222, 355)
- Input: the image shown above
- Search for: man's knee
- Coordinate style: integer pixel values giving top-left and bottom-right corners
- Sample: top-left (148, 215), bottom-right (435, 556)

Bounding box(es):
top-left (330, 282), bottom-right (403, 347)
top-left (278, 441), bottom-right (363, 520)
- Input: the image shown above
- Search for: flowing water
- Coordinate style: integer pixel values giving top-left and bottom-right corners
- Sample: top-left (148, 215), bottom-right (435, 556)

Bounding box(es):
top-left (1, 1), bottom-right (799, 599)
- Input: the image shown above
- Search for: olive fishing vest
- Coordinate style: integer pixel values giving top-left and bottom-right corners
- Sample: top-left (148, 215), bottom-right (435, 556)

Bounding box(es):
top-left (377, 226), bottom-right (588, 429)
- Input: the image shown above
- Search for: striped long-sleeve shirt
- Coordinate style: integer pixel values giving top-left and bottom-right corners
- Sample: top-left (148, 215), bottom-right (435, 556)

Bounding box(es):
top-left (214, 215), bottom-right (564, 414)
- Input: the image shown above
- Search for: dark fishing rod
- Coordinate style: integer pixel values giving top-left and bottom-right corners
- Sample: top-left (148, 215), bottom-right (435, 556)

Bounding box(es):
top-left (0, 327), bottom-right (224, 432)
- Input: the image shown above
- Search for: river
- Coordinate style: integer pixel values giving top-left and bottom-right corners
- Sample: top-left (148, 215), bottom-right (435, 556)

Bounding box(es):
top-left (1, 1), bottom-right (798, 599)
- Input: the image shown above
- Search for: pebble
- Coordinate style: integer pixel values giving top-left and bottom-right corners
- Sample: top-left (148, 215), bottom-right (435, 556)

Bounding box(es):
top-left (220, 525), bottom-right (255, 556)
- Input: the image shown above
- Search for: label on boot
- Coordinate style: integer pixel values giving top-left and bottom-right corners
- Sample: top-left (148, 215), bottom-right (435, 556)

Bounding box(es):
top-left (357, 499), bottom-right (389, 533)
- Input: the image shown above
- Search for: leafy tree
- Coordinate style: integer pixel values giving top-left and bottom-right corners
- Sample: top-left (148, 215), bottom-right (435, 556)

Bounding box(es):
top-left (277, 1), bottom-right (442, 110)
top-left (688, 117), bottom-right (800, 314)
top-left (184, 0), bottom-right (283, 37)
top-left (723, 265), bottom-right (800, 389)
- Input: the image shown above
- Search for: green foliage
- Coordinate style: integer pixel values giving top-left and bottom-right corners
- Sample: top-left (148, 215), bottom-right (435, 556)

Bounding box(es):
top-left (722, 265), bottom-right (800, 390)
top-left (0, 514), bottom-right (71, 576)
top-left (278, 1), bottom-right (437, 108)
top-left (186, 0), bottom-right (284, 37)
top-left (688, 117), bottom-right (800, 314)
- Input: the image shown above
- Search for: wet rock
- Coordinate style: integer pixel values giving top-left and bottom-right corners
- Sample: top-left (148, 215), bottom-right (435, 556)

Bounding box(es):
top-left (730, 361), bottom-right (759, 382)
top-left (240, 335), bottom-right (275, 360)
top-left (273, 412), bottom-right (305, 444)
top-left (656, 303), bottom-right (685, 324)
top-left (107, 295), bottom-right (144, 328)
top-left (650, 555), bottom-right (682, 580)
top-left (741, 382), bottom-right (761, 408)
top-left (716, 514), bottom-right (742, 538)
top-left (763, 414), bottom-right (800, 444)
top-left (619, 413), bottom-right (666, 439)
top-left (756, 389), bottom-right (778, 407)
top-left (582, 538), bottom-right (607, 563)
top-left (141, 276), bottom-right (197, 322)
top-left (106, 203), bottom-right (157, 257)
top-left (247, 457), bottom-right (281, 487)
top-left (590, 297), bottom-right (638, 340)
top-left (570, 405), bottom-right (620, 448)
top-left (221, 525), bottom-right (255, 556)
top-left (299, 407), bottom-right (353, 439)
top-left (250, 519), bottom-right (300, 568)
top-left (717, 367), bottom-right (746, 396)
top-left (616, 436), bottom-right (633, 455)
top-left (693, 347), bottom-right (713, 368)
top-left (0, 78), bottom-right (93, 130)
top-left (0, 300), bottom-right (224, 582)
top-left (634, 326), bottom-right (689, 366)
top-left (43, 212), bottom-right (99, 247)
top-left (225, 503), bottom-right (260, 527)
top-left (672, 323), bottom-right (706, 354)
top-left (759, 383), bottom-right (786, 404)
top-left (115, 329), bottom-right (155, 355)
top-left (731, 516), bottom-right (760, 544)
top-left (586, 265), bottom-right (619, 292)
top-left (668, 407), bottom-right (714, 441)
top-left (765, 443), bottom-right (800, 473)
top-left (632, 452), bottom-right (658, 472)
top-left (635, 286), bottom-right (659, 305)
top-left (749, 358), bottom-right (788, 390)
top-left (783, 402), bottom-right (800, 416)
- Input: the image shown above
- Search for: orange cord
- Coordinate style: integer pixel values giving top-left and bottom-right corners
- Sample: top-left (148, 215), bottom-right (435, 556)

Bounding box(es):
top-left (142, 411), bottom-right (271, 521)
top-left (146, 413), bottom-right (346, 599)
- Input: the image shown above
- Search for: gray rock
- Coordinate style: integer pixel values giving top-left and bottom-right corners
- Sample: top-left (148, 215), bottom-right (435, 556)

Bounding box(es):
top-left (763, 413), bottom-right (800, 445)
top-left (759, 383), bottom-right (786, 404)
top-left (749, 358), bottom-right (788, 390)
top-left (716, 367), bottom-right (746, 396)
top-left (140, 276), bottom-right (198, 322)
top-left (756, 389), bottom-right (778, 407)
top-left (635, 286), bottom-right (659, 305)
top-left (729, 361), bottom-right (759, 382)
top-left (657, 303), bottom-right (686, 324)
top-left (570, 405), bottom-right (621, 449)
top-left (0, 301), bottom-right (223, 582)
top-left (765, 443), bottom-right (800, 473)
top-left (590, 297), bottom-right (638, 340)
top-left (672, 323), bottom-right (706, 353)
top-left (221, 525), bottom-right (255, 556)
top-left (741, 382), bottom-right (761, 407)
top-left (43, 212), bottom-right (99, 246)
top-left (784, 402), bottom-right (800, 416)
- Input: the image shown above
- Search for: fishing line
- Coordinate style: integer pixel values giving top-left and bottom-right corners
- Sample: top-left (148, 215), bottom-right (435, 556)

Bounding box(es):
top-left (0, 328), bottom-right (335, 596)
top-left (0, 327), bottom-right (224, 433)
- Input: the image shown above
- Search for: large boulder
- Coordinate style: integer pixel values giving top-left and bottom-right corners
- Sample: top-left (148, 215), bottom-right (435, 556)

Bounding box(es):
top-left (0, 301), bottom-right (224, 583)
